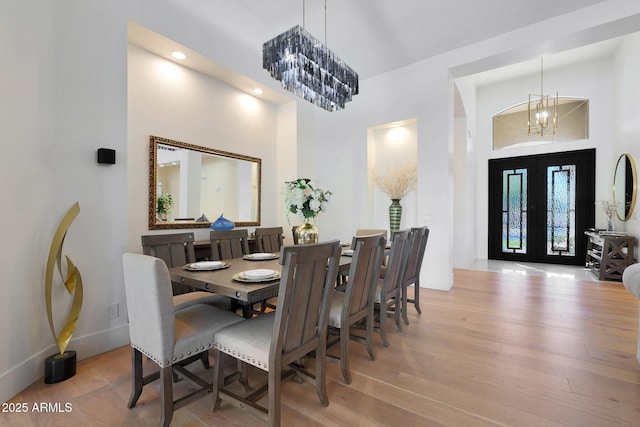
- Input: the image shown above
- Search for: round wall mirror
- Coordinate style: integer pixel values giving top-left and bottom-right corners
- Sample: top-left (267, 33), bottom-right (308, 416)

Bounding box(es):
top-left (613, 153), bottom-right (637, 221)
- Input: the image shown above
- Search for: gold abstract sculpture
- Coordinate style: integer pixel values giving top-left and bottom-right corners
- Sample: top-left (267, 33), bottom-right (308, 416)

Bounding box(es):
top-left (45, 202), bottom-right (82, 357)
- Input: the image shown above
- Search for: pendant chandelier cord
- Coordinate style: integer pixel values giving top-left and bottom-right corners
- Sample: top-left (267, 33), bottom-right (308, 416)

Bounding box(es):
top-left (324, 0), bottom-right (327, 46)
top-left (302, 0), bottom-right (328, 45)
top-left (540, 58), bottom-right (544, 96)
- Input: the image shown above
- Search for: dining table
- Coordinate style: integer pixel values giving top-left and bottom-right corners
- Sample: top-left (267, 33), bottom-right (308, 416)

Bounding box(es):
top-left (169, 252), bottom-right (353, 318)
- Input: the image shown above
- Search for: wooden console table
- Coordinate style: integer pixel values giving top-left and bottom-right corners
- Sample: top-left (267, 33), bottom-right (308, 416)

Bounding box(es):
top-left (584, 231), bottom-right (635, 281)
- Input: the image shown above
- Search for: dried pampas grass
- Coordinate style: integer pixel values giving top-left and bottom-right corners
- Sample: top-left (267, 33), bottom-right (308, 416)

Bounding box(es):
top-left (375, 161), bottom-right (418, 199)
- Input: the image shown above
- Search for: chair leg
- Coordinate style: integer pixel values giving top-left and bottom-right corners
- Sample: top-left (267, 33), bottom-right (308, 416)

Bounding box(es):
top-left (366, 308), bottom-right (376, 361)
top-left (200, 350), bottom-right (210, 369)
top-left (315, 343), bottom-right (329, 407)
top-left (402, 283), bottom-right (410, 326)
top-left (414, 281), bottom-right (422, 314)
top-left (394, 298), bottom-right (403, 332)
top-left (268, 364), bottom-right (282, 427)
top-left (340, 325), bottom-right (351, 384)
top-left (212, 350), bottom-right (224, 411)
top-left (379, 301), bottom-right (389, 347)
top-left (159, 366), bottom-right (174, 427)
top-left (128, 348), bottom-right (144, 408)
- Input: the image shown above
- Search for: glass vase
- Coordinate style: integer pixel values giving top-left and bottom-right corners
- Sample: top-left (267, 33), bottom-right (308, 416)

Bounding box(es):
top-left (389, 199), bottom-right (403, 233)
top-left (295, 218), bottom-right (319, 244)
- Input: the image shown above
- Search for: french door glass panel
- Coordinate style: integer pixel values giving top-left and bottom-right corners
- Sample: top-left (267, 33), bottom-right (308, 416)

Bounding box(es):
top-left (547, 165), bottom-right (576, 256)
top-left (502, 169), bottom-right (527, 254)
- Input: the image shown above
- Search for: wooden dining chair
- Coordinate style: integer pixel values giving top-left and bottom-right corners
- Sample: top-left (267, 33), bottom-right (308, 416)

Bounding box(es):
top-left (401, 226), bottom-right (430, 324)
top-left (374, 229), bottom-right (411, 347)
top-left (326, 234), bottom-right (386, 384)
top-left (209, 229), bottom-right (250, 260)
top-left (337, 228), bottom-right (387, 285)
top-left (141, 233), bottom-right (230, 311)
top-left (122, 253), bottom-right (243, 427)
top-left (255, 227), bottom-right (284, 252)
top-left (212, 240), bottom-right (342, 427)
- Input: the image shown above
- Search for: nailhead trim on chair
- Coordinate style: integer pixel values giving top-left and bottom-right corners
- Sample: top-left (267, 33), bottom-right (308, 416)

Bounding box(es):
top-left (134, 343), bottom-right (213, 368)
top-left (214, 343), bottom-right (268, 370)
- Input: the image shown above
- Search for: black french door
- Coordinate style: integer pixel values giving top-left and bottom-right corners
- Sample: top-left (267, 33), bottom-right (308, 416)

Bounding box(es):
top-left (488, 149), bottom-right (595, 265)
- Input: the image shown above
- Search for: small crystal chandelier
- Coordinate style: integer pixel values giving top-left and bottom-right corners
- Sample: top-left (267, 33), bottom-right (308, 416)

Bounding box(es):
top-left (262, 0), bottom-right (359, 112)
top-left (528, 58), bottom-right (558, 136)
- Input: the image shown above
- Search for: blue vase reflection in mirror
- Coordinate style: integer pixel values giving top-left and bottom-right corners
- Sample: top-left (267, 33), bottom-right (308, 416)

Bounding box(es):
top-left (211, 214), bottom-right (235, 231)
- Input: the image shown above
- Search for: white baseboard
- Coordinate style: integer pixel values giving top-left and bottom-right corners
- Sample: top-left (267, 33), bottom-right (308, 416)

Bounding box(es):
top-left (0, 324), bottom-right (130, 404)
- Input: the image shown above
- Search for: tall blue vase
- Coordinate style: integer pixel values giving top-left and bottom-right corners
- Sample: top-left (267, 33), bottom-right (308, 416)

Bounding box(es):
top-left (389, 199), bottom-right (402, 232)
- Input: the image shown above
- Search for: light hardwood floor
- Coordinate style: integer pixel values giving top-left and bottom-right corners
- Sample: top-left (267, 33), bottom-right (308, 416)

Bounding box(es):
top-left (2, 269), bottom-right (639, 426)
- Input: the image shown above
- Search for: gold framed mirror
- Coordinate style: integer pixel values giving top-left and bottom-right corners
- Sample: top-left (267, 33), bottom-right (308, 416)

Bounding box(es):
top-left (613, 153), bottom-right (637, 221)
top-left (149, 135), bottom-right (261, 230)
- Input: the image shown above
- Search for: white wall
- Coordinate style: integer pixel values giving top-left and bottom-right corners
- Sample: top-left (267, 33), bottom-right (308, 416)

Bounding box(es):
top-left (127, 44), bottom-right (278, 252)
top-left (0, 0), bottom-right (130, 404)
top-left (614, 32), bottom-right (640, 244)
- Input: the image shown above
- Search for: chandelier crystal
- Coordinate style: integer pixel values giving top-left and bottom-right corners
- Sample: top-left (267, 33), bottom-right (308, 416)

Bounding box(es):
top-left (528, 58), bottom-right (558, 136)
top-left (262, 22), bottom-right (358, 111)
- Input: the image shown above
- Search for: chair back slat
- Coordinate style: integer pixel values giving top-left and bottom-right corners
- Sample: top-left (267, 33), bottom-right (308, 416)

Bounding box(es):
top-left (382, 229), bottom-right (411, 298)
top-left (345, 235), bottom-right (386, 318)
top-left (402, 228), bottom-right (423, 286)
top-left (141, 233), bottom-right (196, 296)
top-left (255, 227), bottom-right (284, 252)
top-left (271, 240), bottom-right (341, 365)
top-left (210, 229), bottom-right (250, 260)
top-left (414, 227), bottom-right (429, 278)
top-left (141, 232), bottom-right (196, 267)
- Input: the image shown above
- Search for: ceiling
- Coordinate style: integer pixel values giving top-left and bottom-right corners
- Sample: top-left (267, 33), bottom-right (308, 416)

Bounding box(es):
top-left (131, 0), bottom-right (628, 103)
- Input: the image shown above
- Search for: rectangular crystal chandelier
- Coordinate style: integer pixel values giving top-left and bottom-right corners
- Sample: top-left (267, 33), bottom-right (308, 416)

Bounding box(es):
top-left (262, 24), bottom-right (359, 112)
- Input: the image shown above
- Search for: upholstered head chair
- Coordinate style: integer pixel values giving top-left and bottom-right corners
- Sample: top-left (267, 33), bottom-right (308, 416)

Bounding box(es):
top-left (355, 228), bottom-right (388, 239)
top-left (622, 263), bottom-right (640, 364)
top-left (122, 253), bottom-right (243, 427)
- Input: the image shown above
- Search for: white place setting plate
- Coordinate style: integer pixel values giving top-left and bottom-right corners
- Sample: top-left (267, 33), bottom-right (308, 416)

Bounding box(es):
top-left (183, 261), bottom-right (229, 271)
top-left (243, 252), bottom-right (279, 261)
top-left (233, 268), bottom-right (280, 283)
top-left (342, 249), bottom-right (354, 257)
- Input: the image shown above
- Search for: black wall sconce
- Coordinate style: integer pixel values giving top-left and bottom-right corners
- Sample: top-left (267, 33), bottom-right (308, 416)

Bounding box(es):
top-left (97, 148), bottom-right (116, 165)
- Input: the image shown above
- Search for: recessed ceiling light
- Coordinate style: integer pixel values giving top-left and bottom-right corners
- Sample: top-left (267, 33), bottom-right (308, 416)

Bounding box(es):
top-left (252, 88), bottom-right (264, 95)
top-left (171, 51), bottom-right (186, 60)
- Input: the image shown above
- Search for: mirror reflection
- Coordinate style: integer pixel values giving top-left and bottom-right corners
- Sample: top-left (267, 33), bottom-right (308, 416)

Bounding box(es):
top-left (149, 136), bottom-right (261, 230)
top-left (613, 153), bottom-right (637, 221)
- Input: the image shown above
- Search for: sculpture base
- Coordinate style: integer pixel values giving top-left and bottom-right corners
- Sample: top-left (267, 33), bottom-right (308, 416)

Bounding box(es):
top-left (44, 351), bottom-right (76, 384)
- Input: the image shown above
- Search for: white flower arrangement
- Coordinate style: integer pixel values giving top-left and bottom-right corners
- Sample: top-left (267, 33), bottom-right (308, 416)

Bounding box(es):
top-left (284, 178), bottom-right (331, 222)
top-left (600, 200), bottom-right (618, 219)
